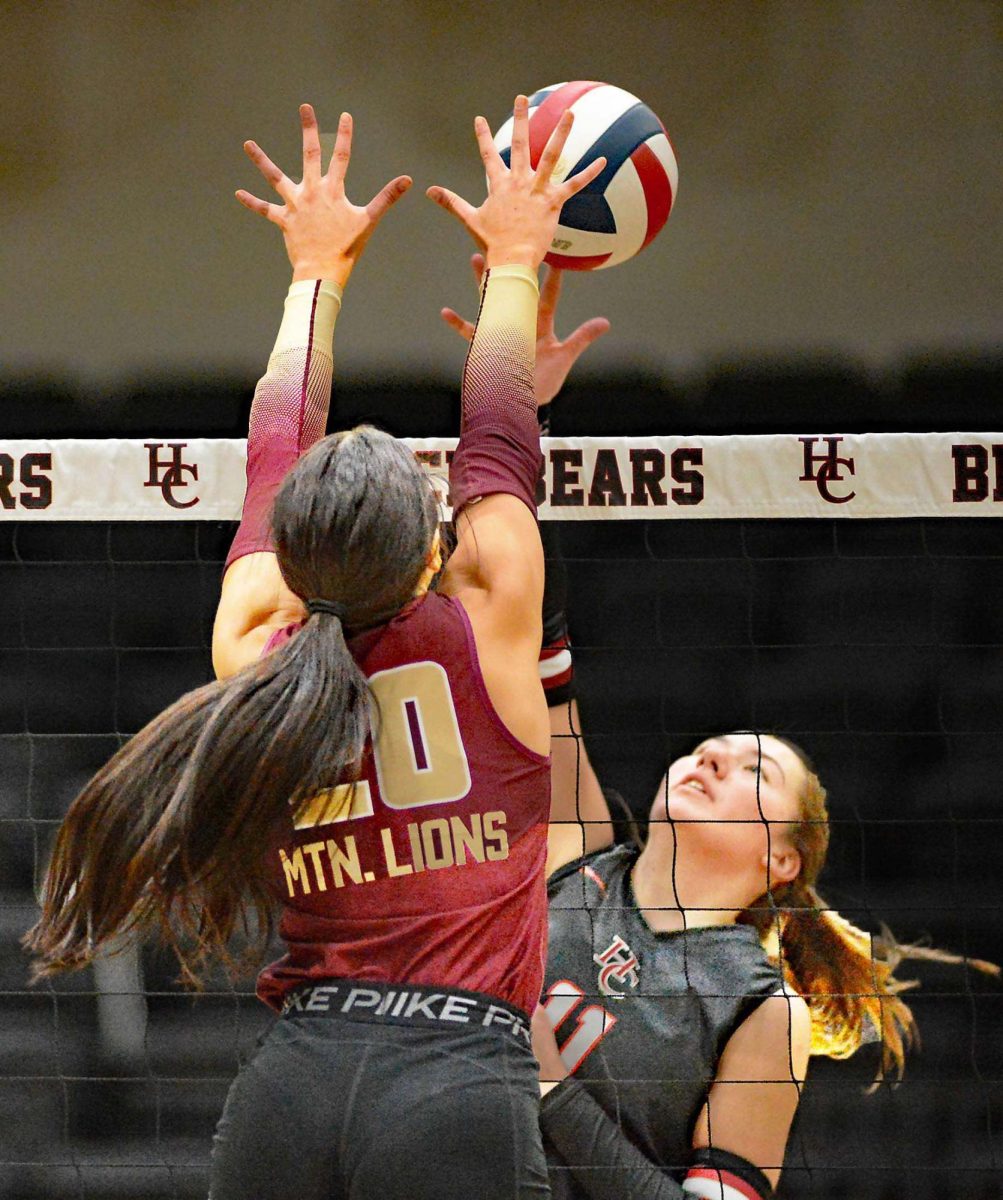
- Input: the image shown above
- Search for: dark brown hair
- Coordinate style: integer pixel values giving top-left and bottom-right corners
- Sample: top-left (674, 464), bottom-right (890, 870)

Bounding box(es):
top-left (25, 427), bottom-right (439, 984)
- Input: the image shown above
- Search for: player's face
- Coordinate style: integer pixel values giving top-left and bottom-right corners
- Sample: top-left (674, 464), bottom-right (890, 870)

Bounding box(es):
top-left (651, 733), bottom-right (808, 878)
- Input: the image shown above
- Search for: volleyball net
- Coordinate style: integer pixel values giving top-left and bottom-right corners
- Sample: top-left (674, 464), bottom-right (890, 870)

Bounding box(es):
top-left (2, 434), bottom-right (1001, 1199)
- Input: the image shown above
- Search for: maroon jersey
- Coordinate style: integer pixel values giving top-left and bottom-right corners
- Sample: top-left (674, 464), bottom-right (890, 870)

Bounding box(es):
top-left (256, 591), bottom-right (551, 1017)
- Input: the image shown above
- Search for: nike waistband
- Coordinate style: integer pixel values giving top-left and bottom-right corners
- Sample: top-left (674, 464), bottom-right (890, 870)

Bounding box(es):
top-left (281, 978), bottom-right (532, 1044)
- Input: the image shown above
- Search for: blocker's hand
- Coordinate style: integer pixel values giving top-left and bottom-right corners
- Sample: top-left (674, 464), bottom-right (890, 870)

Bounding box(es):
top-left (237, 104), bottom-right (412, 287)
top-left (442, 254), bottom-right (610, 406)
top-left (427, 94), bottom-right (606, 271)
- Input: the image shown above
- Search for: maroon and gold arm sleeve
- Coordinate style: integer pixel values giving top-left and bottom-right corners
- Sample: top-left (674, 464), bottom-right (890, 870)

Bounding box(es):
top-left (224, 279), bottom-right (343, 571)
top-left (450, 263), bottom-right (542, 518)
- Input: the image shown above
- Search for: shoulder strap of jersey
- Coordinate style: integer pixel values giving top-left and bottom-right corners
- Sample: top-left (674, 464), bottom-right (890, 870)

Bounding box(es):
top-left (547, 842), bottom-right (634, 896)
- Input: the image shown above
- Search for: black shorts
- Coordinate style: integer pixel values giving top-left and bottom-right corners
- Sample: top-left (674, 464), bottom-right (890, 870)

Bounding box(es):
top-left (209, 979), bottom-right (550, 1200)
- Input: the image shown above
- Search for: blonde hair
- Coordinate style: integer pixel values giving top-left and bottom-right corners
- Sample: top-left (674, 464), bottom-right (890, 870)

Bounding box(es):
top-left (737, 746), bottom-right (999, 1082)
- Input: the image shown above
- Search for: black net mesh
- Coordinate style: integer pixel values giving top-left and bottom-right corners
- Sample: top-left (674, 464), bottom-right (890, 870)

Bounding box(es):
top-left (1, 515), bottom-right (1000, 1199)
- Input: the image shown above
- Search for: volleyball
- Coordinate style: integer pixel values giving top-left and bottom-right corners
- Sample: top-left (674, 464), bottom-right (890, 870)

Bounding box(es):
top-left (493, 81), bottom-right (678, 271)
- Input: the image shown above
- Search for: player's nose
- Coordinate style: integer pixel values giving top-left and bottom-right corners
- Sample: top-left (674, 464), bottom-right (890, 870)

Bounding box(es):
top-left (695, 744), bottom-right (728, 777)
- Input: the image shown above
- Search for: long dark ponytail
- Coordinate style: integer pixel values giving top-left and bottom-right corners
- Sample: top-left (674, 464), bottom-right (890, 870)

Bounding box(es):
top-left (25, 427), bottom-right (439, 984)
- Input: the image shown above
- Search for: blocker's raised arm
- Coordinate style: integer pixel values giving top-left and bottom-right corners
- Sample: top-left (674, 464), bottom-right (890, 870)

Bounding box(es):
top-left (214, 105), bottom-right (411, 678)
top-left (432, 98), bottom-right (606, 720)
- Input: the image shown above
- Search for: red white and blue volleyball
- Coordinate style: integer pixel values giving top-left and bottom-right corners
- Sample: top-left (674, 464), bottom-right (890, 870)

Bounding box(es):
top-left (493, 81), bottom-right (678, 271)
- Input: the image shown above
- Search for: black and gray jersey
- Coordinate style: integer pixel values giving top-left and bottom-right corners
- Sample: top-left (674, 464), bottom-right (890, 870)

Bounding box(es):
top-left (544, 843), bottom-right (783, 1185)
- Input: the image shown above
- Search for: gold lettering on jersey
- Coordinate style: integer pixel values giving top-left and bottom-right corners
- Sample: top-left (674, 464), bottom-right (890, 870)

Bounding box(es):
top-left (451, 813), bottom-right (485, 864)
top-left (381, 827), bottom-right (414, 877)
top-left (406, 823), bottom-right (426, 871)
top-left (421, 818), bottom-right (453, 869)
top-left (484, 812), bottom-right (509, 861)
top-left (280, 846), bottom-right (312, 897)
top-left (325, 836), bottom-right (363, 887)
top-left (278, 812), bottom-right (511, 899)
top-left (398, 812), bottom-right (508, 875)
top-left (302, 842), bottom-right (328, 891)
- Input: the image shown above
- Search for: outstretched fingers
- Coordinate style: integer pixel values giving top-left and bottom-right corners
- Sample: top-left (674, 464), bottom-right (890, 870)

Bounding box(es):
top-left (534, 109), bottom-right (574, 186)
top-left (366, 175), bottom-right (413, 224)
top-left (234, 188), bottom-right (284, 225)
top-left (300, 103), bottom-right (323, 184)
top-left (243, 140), bottom-right (294, 202)
top-left (474, 115), bottom-right (506, 185)
top-left (564, 316), bottom-right (612, 356)
top-left (539, 265), bottom-right (564, 328)
top-left (561, 153), bottom-right (606, 199)
top-left (327, 111), bottom-right (353, 193)
top-left (441, 307), bottom-right (475, 341)
top-left (469, 253), bottom-right (487, 289)
top-left (440, 254), bottom-right (485, 341)
top-left (426, 185), bottom-right (482, 237)
top-left (507, 95), bottom-right (531, 175)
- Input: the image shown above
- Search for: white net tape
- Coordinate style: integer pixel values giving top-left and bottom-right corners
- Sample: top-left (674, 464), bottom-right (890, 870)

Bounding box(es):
top-left (2, 434), bottom-right (1003, 521)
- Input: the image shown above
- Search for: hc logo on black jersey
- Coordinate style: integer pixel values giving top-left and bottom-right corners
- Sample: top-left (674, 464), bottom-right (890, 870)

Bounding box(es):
top-left (593, 935), bottom-right (640, 997)
top-left (798, 436), bottom-right (856, 504)
top-left (145, 442), bottom-right (199, 509)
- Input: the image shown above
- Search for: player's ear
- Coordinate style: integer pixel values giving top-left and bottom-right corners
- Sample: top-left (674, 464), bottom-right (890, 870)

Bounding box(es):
top-left (427, 529), bottom-right (443, 573)
top-left (766, 845), bottom-right (801, 886)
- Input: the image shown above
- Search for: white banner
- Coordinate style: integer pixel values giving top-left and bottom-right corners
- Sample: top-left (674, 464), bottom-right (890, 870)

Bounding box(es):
top-left (1, 435), bottom-right (1002, 520)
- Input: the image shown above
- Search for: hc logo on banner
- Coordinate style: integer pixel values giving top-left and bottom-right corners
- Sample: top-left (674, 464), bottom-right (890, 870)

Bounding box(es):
top-left (144, 443), bottom-right (199, 509)
top-left (798, 436), bottom-right (856, 504)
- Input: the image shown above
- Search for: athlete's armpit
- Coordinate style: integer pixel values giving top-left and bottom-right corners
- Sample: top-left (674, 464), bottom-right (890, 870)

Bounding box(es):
top-left (213, 551), bottom-right (305, 678)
